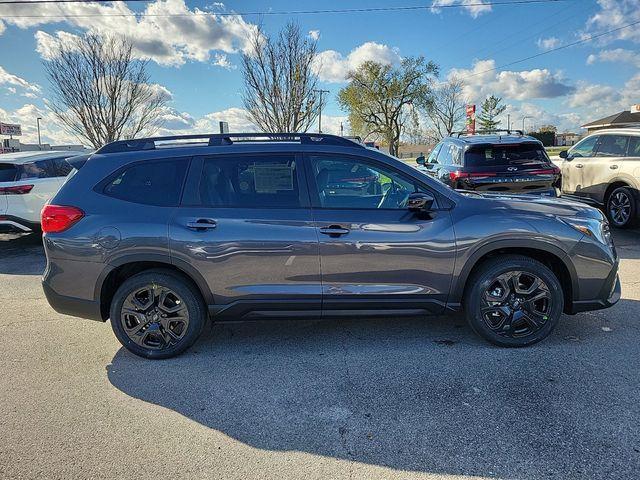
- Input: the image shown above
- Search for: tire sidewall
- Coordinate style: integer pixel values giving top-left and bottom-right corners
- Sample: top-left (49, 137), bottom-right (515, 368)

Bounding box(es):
top-left (606, 186), bottom-right (638, 228)
top-left (465, 258), bottom-right (563, 347)
top-left (110, 271), bottom-right (206, 359)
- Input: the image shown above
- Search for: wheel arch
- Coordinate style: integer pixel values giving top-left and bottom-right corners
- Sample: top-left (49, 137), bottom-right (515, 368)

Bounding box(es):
top-left (95, 254), bottom-right (213, 321)
top-left (451, 240), bottom-right (578, 314)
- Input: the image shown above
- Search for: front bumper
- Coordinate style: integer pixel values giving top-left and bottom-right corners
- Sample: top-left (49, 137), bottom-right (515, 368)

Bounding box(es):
top-left (42, 280), bottom-right (103, 321)
top-left (569, 267), bottom-right (621, 314)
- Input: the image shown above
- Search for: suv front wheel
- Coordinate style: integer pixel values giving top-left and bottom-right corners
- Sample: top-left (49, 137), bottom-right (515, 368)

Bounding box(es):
top-left (606, 186), bottom-right (638, 228)
top-left (110, 270), bottom-right (207, 359)
top-left (464, 255), bottom-right (563, 347)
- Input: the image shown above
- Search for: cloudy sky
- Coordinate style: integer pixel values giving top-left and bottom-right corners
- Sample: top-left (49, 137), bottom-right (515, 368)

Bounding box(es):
top-left (0, 0), bottom-right (638, 145)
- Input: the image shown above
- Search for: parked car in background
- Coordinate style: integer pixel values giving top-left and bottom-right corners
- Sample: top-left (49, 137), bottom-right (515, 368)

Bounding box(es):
top-left (41, 133), bottom-right (619, 359)
top-left (0, 150), bottom-right (83, 233)
top-left (417, 131), bottom-right (561, 196)
top-left (558, 128), bottom-right (640, 228)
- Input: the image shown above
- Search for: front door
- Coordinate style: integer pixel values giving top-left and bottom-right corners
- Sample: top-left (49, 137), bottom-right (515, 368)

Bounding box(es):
top-left (562, 135), bottom-right (600, 195)
top-left (580, 134), bottom-right (628, 202)
top-left (305, 153), bottom-right (456, 316)
top-left (170, 153), bottom-right (321, 319)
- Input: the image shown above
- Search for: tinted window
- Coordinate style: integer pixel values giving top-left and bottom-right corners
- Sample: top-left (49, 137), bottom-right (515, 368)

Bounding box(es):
top-left (51, 157), bottom-right (74, 177)
top-left (17, 159), bottom-right (55, 179)
top-left (628, 137), bottom-right (640, 157)
top-left (199, 155), bottom-right (299, 208)
top-left (595, 135), bottom-right (629, 157)
top-left (0, 163), bottom-right (17, 182)
top-left (465, 144), bottom-right (549, 167)
top-left (310, 155), bottom-right (421, 209)
top-left (570, 136), bottom-right (599, 158)
top-left (103, 159), bottom-right (188, 206)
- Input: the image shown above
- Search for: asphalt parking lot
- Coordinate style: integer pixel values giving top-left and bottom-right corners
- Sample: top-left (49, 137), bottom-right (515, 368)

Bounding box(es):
top-left (0, 231), bottom-right (638, 480)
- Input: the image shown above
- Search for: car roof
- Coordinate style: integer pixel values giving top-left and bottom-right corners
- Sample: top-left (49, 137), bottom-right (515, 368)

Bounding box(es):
top-left (0, 150), bottom-right (84, 165)
top-left (585, 128), bottom-right (640, 137)
top-left (445, 133), bottom-right (542, 146)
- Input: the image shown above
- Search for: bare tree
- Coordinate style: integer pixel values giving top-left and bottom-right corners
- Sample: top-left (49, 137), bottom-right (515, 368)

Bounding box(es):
top-left (44, 34), bottom-right (169, 149)
top-left (423, 77), bottom-right (467, 141)
top-left (242, 22), bottom-right (323, 133)
top-left (338, 57), bottom-right (438, 157)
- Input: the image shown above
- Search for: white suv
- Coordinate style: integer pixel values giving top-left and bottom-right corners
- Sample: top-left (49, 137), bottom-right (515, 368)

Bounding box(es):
top-left (559, 128), bottom-right (640, 228)
top-left (0, 150), bottom-right (83, 233)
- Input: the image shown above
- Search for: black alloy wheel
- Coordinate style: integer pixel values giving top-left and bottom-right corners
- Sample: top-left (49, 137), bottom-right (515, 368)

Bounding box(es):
top-left (606, 186), bottom-right (638, 228)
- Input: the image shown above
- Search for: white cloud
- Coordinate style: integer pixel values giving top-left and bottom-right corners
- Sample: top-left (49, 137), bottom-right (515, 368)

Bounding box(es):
top-left (313, 41), bottom-right (401, 83)
top-left (308, 30), bottom-right (320, 41)
top-left (3, 0), bottom-right (258, 67)
top-left (0, 103), bottom-right (81, 146)
top-left (35, 30), bottom-right (81, 60)
top-left (537, 37), bottom-right (561, 50)
top-left (586, 48), bottom-right (640, 67)
top-left (448, 59), bottom-right (575, 102)
top-left (583, 0), bottom-right (640, 44)
top-left (567, 75), bottom-right (640, 117)
top-left (430, 0), bottom-right (492, 18)
top-left (0, 65), bottom-right (40, 93)
top-left (212, 53), bottom-right (236, 70)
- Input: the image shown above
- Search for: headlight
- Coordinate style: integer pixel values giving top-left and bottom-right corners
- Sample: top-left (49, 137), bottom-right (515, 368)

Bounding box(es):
top-left (562, 217), bottom-right (612, 245)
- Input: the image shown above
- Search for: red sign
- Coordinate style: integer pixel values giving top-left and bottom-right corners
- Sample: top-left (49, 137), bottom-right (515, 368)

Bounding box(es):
top-left (0, 122), bottom-right (21, 136)
top-left (466, 105), bottom-right (476, 134)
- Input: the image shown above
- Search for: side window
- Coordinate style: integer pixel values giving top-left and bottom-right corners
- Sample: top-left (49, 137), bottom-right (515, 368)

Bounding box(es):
top-left (569, 136), bottom-right (599, 158)
top-left (427, 144), bottom-right (442, 164)
top-left (628, 137), bottom-right (640, 157)
top-left (199, 155), bottom-right (300, 208)
top-left (17, 160), bottom-right (55, 179)
top-left (452, 146), bottom-right (463, 165)
top-left (310, 155), bottom-right (422, 210)
top-left (595, 135), bottom-right (629, 157)
top-left (437, 143), bottom-right (454, 166)
top-left (103, 159), bottom-right (188, 206)
top-left (51, 157), bottom-right (74, 177)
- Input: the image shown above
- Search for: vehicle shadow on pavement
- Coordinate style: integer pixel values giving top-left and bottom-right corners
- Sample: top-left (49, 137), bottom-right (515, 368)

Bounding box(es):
top-left (107, 305), bottom-right (640, 478)
top-left (0, 233), bottom-right (45, 275)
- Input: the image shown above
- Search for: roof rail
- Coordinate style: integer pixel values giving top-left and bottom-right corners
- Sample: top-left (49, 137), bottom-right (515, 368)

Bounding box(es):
top-left (453, 129), bottom-right (524, 138)
top-left (96, 132), bottom-right (364, 154)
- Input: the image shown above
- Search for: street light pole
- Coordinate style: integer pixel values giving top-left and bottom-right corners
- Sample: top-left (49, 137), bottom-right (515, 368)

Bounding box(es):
top-left (522, 116), bottom-right (532, 133)
top-left (313, 89), bottom-right (330, 133)
top-left (36, 117), bottom-right (42, 149)
top-left (507, 114), bottom-right (511, 131)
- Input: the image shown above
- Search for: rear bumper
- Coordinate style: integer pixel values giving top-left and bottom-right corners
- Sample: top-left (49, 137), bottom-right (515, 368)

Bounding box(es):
top-left (0, 215), bottom-right (39, 233)
top-left (42, 280), bottom-right (104, 321)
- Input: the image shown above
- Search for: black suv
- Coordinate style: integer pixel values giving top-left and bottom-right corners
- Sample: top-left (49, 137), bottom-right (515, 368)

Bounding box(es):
top-left (417, 130), bottom-right (561, 196)
top-left (42, 133), bottom-right (619, 359)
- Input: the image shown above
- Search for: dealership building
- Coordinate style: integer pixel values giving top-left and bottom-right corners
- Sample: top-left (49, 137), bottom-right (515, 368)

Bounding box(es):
top-left (582, 105), bottom-right (640, 134)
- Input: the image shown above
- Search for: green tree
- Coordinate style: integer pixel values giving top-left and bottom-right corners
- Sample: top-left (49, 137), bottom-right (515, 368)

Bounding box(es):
top-left (477, 95), bottom-right (506, 132)
top-left (338, 57), bottom-right (438, 156)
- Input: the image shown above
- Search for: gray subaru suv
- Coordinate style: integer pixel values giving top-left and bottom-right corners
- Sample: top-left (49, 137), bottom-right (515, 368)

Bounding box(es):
top-left (41, 133), bottom-right (620, 359)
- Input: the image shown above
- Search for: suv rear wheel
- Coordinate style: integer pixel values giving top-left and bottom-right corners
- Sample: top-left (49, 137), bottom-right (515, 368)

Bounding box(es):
top-left (110, 270), bottom-right (207, 359)
top-left (606, 186), bottom-right (638, 228)
top-left (464, 255), bottom-right (563, 347)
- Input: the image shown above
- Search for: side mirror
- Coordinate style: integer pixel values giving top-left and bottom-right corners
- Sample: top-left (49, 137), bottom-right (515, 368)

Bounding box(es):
top-left (416, 155), bottom-right (426, 165)
top-left (407, 192), bottom-right (435, 213)
top-left (559, 150), bottom-right (568, 159)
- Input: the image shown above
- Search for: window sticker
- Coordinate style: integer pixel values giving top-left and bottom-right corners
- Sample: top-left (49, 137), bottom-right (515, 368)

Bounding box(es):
top-left (253, 164), bottom-right (294, 193)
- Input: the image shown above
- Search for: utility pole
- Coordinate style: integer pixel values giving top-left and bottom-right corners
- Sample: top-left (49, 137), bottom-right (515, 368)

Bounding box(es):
top-left (340, 121), bottom-right (344, 136)
top-left (36, 117), bottom-right (42, 149)
top-left (507, 114), bottom-right (511, 131)
top-left (313, 89), bottom-right (330, 133)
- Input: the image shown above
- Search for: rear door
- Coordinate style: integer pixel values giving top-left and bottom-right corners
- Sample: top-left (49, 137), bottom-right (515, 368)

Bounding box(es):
top-left (562, 135), bottom-right (600, 195)
top-left (169, 152), bottom-right (321, 319)
top-left (0, 162), bottom-right (16, 214)
top-left (579, 134), bottom-right (628, 202)
top-left (462, 142), bottom-right (558, 194)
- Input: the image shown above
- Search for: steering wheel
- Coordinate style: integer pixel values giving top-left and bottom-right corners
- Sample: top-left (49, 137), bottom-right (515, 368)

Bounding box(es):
top-left (377, 182), bottom-right (409, 209)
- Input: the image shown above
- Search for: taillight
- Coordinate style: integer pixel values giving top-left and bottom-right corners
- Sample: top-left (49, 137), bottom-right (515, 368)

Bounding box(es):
top-left (41, 205), bottom-right (84, 233)
top-left (0, 184), bottom-right (34, 195)
top-left (529, 166), bottom-right (561, 175)
top-left (449, 171), bottom-right (496, 181)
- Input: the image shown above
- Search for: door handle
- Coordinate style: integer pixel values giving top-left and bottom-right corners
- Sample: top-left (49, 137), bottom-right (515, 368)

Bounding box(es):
top-left (610, 165), bottom-right (619, 170)
top-left (319, 225), bottom-right (350, 237)
top-left (575, 164), bottom-right (583, 168)
top-left (186, 218), bottom-right (217, 230)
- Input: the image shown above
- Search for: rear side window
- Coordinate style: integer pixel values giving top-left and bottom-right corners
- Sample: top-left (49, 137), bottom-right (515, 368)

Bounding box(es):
top-left (628, 137), bottom-right (640, 157)
top-left (17, 160), bottom-right (56, 179)
top-left (465, 143), bottom-right (549, 167)
top-left (102, 159), bottom-right (188, 206)
top-left (199, 155), bottom-right (300, 208)
top-left (0, 164), bottom-right (17, 182)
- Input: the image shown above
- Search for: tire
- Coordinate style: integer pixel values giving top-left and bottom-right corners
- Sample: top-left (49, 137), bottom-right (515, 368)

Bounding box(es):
top-left (605, 186), bottom-right (639, 229)
top-left (464, 255), bottom-right (563, 348)
top-left (109, 270), bottom-right (207, 359)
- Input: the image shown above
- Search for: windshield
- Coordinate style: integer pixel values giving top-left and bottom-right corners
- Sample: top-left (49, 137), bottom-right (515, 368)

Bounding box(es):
top-left (465, 144), bottom-right (549, 167)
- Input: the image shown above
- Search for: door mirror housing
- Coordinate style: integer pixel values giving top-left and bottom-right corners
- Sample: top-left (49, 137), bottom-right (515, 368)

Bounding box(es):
top-left (407, 192), bottom-right (435, 213)
top-left (559, 150), bottom-right (569, 159)
top-left (416, 155), bottom-right (426, 165)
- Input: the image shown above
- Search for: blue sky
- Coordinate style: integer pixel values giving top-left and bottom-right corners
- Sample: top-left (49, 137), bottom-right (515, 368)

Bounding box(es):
top-left (0, 0), bottom-right (639, 145)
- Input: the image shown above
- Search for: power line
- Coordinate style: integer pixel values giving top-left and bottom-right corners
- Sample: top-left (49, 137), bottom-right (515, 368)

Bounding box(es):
top-left (0, 0), bottom-right (576, 18)
top-left (460, 18), bottom-right (640, 80)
